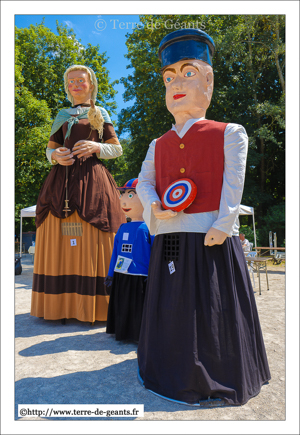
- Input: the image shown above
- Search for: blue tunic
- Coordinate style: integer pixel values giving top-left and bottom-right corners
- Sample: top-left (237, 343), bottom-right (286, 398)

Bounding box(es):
top-left (108, 221), bottom-right (154, 277)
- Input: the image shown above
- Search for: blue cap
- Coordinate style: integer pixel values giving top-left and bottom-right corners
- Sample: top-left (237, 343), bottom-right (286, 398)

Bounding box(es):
top-left (118, 178), bottom-right (138, 190)
top-left (158, 29), bottom-right (215, 68)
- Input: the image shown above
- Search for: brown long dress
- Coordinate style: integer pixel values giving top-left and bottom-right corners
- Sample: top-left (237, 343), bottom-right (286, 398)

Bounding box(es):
top-left (30, 108), bottom-right (126, 322)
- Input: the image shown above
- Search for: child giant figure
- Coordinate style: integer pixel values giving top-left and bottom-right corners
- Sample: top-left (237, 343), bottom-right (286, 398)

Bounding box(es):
top-left (106, 179), bottom-right (154, 342)
top-left (137, 29), bottom-right (270, 406)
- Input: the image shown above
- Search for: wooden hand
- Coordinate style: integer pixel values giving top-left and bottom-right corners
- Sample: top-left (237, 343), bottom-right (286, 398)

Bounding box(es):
top-left (204, 227), bottom-right (228, 246)
top-left (72, 140), bottom-right (101, 159)
top-left (52, 147), bottom-right (75, 166)
top-left (151, 200), bottom-right (177, 220)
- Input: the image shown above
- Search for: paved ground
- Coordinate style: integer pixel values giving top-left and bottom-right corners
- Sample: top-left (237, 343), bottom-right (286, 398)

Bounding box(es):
top-left (11, 254), bottom-right (296, 433)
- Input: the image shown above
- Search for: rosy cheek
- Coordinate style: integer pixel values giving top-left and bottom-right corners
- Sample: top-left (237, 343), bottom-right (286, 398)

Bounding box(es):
top-left (81, 83), bottom-right (88, 89)
top-left (68, 84), bottom-right (73, 89)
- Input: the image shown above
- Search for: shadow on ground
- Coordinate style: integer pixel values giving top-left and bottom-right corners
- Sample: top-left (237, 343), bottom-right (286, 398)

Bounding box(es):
top-left (15, 358), bottom-right (235, 421)
top-left (15, 283), bottom-right (33, 291)
top-left (266, 270), bottom-right (285, 275)
top-left (19, 329), bottom-right (137, 357)
top-left (15, 313), bottom-right (107, 338)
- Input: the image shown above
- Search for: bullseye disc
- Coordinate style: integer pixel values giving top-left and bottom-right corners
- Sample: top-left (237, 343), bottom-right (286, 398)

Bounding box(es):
top-left (161, 178), bottom-right (197, 212)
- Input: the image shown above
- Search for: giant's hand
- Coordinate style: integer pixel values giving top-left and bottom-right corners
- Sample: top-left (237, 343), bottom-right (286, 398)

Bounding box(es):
top-left (151, 200), bottom-right (177, 220)
top-left (104, 276), bottom-right (113, 288)
top-left (52, 147), bottom-right (75, 166)
top-left (204, 227), bottom-right (228, 246)
top-left (72, 140), bottom-right (101, 159)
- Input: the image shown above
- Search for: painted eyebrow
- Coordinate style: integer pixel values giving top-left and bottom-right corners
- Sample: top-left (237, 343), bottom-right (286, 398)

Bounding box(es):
top-left (127, 190), bottom-right (136, 194)
top-left (162, 67), bottom-right (176, 75)
top-left (68, 77), bottom-right (85, 81)
top-left (180, 63), bottom-right (200, 72)
top-left (162, 64), bottom-right (199, 76)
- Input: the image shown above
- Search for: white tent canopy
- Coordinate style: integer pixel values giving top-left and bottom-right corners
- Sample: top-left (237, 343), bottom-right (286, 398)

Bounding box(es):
top-left (19, 204), bottom-right (257, 257)
top-left (239, 205), bottom-right (254, 215)
top-left (21, 205), bottom-right (36, 217)
top-left (19, 205), bottom-right (36, 257)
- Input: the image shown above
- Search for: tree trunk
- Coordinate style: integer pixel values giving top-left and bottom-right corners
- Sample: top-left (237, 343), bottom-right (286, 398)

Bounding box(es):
top-left (274, 15), bottom-right (285, 93)
top-left (246, 21), bottom-right (265, 222)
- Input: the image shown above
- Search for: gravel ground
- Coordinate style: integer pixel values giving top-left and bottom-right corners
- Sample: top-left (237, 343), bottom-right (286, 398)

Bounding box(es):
top-left (8, 254), bottom-right (298, 434)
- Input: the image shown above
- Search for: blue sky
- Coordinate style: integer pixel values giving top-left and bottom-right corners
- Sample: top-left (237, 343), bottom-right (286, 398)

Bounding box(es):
top-left (15, 14), bottom-right (143, 127)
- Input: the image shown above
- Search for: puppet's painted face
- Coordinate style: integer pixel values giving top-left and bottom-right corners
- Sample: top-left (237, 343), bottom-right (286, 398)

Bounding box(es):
top-left (119, 190), bottom-right (144, 221)
top-left (163, 59), bottom-right (213, 118)
top-left (67, 70), bottom-right (93, 104)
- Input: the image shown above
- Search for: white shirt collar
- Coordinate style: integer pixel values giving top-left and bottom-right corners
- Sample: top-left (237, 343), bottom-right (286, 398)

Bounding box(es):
top-left (171, 117), bottom-right (206, 138)
top-left (66, 106), bottom-right (89, 115)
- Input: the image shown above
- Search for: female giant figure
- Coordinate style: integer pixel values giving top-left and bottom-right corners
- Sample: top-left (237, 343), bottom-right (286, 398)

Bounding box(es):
top-left (31, 65), bottom-right (126, 323)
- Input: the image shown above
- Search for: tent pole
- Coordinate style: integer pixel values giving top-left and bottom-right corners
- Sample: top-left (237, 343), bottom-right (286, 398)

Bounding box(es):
top-left (20, 216), bottom-right (22, 258)
top-left (252, 212), bottom-right (257, 252)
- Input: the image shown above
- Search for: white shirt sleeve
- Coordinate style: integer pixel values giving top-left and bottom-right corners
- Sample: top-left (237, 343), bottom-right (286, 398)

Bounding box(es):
top-left (46, 147), bottom-right (58, 165)
top-left (212, 124), bottom-right (248, 236)
top-left (96, 143), bottom-right (123, 159)
top-left (136, 139), bottom-right (161, 234)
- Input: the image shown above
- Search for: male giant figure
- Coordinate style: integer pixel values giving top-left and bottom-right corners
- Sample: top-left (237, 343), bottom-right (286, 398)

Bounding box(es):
top-left (137, 29), bottom-right (270, 406)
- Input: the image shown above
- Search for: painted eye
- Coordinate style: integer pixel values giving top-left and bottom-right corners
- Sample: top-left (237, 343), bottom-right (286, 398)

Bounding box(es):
top-left (128, 193), bottom-right (134, 199)
top-left (184, 71), bottom-right (196, 78)
top-left (165, 77), bottom-right (173, 84)
top-left (69, 80), bottom-right (75, 84)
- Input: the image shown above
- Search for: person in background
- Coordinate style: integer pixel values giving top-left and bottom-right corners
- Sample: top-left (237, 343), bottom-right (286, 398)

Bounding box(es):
top-left (239, 232), bottom-right (251, 252)
top-left (31, 65), bottom-right (126, 324)
top-left (105, 179), bottom-right (154, 342)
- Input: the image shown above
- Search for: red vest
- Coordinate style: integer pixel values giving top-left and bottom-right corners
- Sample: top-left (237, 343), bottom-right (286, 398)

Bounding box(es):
top-left (155, 120), bottom-right (228, 214)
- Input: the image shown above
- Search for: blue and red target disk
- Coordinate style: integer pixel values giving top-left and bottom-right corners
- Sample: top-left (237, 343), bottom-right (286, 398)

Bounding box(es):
top-left (161, 178), bottom-right (197, 212)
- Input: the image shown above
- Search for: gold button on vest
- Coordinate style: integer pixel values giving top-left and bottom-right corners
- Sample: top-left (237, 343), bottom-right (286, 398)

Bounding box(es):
top-left (180, 168), bottom-right (185, 174)
top-left (179, 143), bottom-right (185, 149)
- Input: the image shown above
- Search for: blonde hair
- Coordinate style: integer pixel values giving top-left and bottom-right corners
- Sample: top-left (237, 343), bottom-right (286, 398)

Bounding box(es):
top-left (64, 65), bottom-right (98, 104)
top-left (87, 103), bottom-right (104, 139)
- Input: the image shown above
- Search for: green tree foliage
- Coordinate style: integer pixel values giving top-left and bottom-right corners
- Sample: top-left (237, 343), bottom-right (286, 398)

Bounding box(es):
top-left (117, 15), bottom-right (174, 176)
top-left (118, 15), bottom-right (285, 246)
top-left (260, 202), bottom-right (285, 246)
top-left (209, 15), bottom-right (285, 232)
top-left (15, 19), bottom-right (118, 117)
top-left (15, 44), bottom-right (52, 234)
top-left (239, 225), bottom-right (261, 247)
top-left (15, 20), bottom-right (118, 235)
top-left (105, 137), bottom-right (133, 186)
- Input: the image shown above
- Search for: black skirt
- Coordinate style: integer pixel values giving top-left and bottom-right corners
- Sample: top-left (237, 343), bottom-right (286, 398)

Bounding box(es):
top-left (106, 272), bottom-right (147, 342)
top-left (137, 233), bottom-right (271, 406)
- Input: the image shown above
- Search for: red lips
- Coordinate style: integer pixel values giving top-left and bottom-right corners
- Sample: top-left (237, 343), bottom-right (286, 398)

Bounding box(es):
top-left (173, 94), bottom-right (186, 100)
top-left (122, 208), bottom-right (131, 212)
